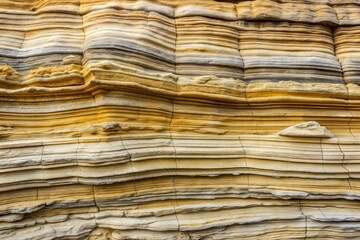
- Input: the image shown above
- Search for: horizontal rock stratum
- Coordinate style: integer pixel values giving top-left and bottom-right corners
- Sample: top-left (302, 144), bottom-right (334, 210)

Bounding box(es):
top-left (1, 0), bottom-right (360, 239)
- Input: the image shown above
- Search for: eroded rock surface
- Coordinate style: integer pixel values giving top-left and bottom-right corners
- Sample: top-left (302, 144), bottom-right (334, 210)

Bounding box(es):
top-left (1, 1), bottom-right (360, 239)
top-left (279, 121), bottom-right (334, 138)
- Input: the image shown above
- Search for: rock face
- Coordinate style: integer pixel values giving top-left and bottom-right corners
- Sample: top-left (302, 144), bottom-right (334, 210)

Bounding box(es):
top-left (279, 121), bottom-right (334, 138)
top-left (1, 1), bottom-right (360, 239)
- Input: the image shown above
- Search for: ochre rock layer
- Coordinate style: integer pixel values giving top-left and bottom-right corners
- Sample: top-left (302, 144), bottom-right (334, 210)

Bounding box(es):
top-left (1, 1), bottom-right (360, 239)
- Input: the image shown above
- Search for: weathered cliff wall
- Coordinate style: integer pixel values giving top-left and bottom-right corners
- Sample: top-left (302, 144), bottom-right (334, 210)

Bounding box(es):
top-left (1, 1), bottom-right (360, 239)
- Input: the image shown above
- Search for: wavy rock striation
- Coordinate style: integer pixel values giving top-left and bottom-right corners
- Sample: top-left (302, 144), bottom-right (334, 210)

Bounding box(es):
top-left (1, 0), bottom-right (360, 239)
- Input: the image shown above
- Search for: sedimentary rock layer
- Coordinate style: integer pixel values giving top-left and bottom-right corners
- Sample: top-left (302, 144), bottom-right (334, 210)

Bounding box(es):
top-left (1, 0), bottom-right (360, 239)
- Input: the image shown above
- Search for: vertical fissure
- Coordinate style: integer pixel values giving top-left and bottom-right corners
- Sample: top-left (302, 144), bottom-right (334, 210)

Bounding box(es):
top-left (169, 98), bottom-right (180, 231)
top-left (337, 139), bottom-right (354, 192)
top-left (119, 135), bottom-right (138, 197)
top-left (298, 200), bottom-right (308, 240)
top-left (331, 27), bottom-right (356, 139)
top-left (238, 136), bottom-right (250, 188)
top-left (78, 0), bottom-right (86, 66)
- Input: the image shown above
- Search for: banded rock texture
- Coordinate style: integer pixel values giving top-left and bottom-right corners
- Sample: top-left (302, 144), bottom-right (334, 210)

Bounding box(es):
top-left (1, 0), bottom-right (360, 239)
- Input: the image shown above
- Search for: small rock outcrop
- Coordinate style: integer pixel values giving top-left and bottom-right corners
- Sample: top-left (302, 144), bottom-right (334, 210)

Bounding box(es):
top-left (279, 121), bottom-right (334, 138)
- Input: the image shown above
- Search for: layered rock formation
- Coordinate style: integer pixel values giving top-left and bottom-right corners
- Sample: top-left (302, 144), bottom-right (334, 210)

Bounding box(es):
top-left (1, 0), bottom-right (360, 239)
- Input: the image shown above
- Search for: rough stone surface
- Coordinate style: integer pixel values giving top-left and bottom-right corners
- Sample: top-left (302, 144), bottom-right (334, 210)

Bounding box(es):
top-left (279, 121), bottom-right (335, 138)
top-left (1, 1), bottom-right (360, 239)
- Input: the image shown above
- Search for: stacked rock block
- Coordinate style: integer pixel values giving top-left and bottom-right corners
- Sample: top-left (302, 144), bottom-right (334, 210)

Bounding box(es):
top-left (1, 0), bottom-right (360, 239)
